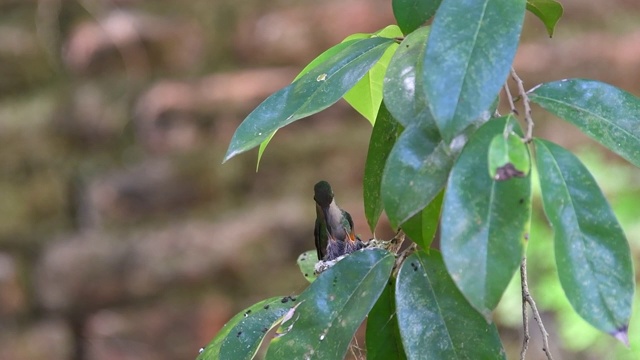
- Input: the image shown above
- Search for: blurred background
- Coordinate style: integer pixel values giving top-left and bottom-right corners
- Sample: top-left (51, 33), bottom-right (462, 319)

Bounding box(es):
top-left (0, 0), bottom-right (639, 359)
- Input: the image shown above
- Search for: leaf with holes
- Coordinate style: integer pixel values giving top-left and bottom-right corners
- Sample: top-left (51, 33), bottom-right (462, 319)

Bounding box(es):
top-left (529, 79), bottom-right (640, 168)
top-left (224, 37), bottom-right (395, 162)
top-left (265, 249), bottom-right (394, 359)
top-left (423, 0), bottom-right (526, 142)
top-left (441, 116), bottom-right (531, 319)
top-left (534, 138), bottom-right (634, 343)
top-left (197, 297), bottom-right (293, 360)
top-left (297, 250), bottom-right (319, 283)
top-left (396, 250), bottom-right (506, 359)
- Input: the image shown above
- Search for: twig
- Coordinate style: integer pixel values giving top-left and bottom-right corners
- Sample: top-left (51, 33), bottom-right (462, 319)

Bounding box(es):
top-left (519, 257), bottom-right (530, 360)
top-left (503, 83), bottom-right (518, 116)
top-left (510, 68), bottom-right (534, 143)
top-left (520, 256), bottom-right (554, 360)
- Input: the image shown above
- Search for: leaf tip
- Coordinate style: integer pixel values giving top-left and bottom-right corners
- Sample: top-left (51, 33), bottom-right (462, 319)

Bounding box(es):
top-left (223, 147), bottom-right (241, 164)
top-left (611, 326), bottom-right (630, 346)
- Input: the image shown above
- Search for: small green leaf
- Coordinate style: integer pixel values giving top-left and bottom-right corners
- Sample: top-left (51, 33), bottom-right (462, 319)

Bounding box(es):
top-left (197, 297), bottom-right (293, 360)
top-left (380, 125), bottom-right (452, 228)
top-left (423, 0), bottom-right (526, 143)
top-left (224, 37), bottom-right (395, 162)
top-left (529, 79), bottom-right (640, 168)
top-left (400, 190), bottom-right (443, 250)
top-left (266, 249), bottom-right (395, 360)
top-left (344, 44), bottom-right (397, 125)
top-left (366, 279), bottom-right (406, 360)
top-left (383, 26), bottom-right (435, 130)
top-left (396, 250), bottom-right (506, 359)
top-left (256, 131), bottom-right (277, 171)
top-left (488, 120), bottom-right (531, 180)
top-left (526, 0), bottom-right (563, 37)
top-left (441, 117), bottom-right (531, 318)
top-left (344, 25), bottom-right (403, 124)
top-left (534, 139), bottom-right (634, 342)
top-left (364, 103), bottom-right (402, 231)
top-left (392, 0), bottom-right (442, 35)
top-left (297, 250), bottom-right (319, 283)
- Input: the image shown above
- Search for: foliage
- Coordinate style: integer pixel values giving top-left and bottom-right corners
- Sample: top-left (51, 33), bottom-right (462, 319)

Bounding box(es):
top-left (202, 0), bottom-right (640, 358)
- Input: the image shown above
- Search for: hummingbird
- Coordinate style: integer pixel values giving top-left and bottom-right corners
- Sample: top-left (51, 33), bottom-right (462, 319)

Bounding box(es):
top-left (313, 181), bottom-right (364, 261)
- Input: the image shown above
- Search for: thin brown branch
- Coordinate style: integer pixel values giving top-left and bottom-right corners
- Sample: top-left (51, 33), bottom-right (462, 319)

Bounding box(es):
top-left (510, 68), bottom-right (534, 143)
top-left (520, 257), bottom-right (530, 360)
top-left (520, 256), bottom-right (554, 360)
top-left (503, 83), bottom-right (518, 116)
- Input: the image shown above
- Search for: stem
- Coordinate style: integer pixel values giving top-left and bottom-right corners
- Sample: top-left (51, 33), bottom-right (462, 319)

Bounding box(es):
top-left (504, 83), bottom-right (518, 116)
top-left (520, 256), bottom-right (554, 360)
top-left (510, 68), bottom-right (534, 143)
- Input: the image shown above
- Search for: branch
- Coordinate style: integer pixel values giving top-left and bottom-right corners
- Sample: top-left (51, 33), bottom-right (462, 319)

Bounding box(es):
top-left (520, 256), bottom-right (554, 360)
top-left (510, 68), bottom-right (534, 143)
top-left (503, 83), bottom-right (518, 116)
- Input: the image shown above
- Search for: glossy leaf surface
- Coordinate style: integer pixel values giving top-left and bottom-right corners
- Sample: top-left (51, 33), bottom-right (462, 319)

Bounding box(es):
top-left (392, 0), bottom-right (441, 35)
top-left (529, 79), bottom-right (640, 168)
top-left (197, 297), bottom-right (292, 360)
top-left (364, 103), bottom-right (402, 231)
top-left (266, 249), bottom-right (394, 360)
top-left (396, 251), bottom-right (506, 359)
top-left (526, 0), bottom-right (563, 37)
top-left (441, 117), bottom-right (531, 318)
top-left (423, 0), bottom-right (526, 142)
top-left (224, 37), bottom-right (394, 161)
top-left (366, 280), bottom-right (406, 360)
top-left (383, 26), bottom-right (435, 130)
top-left (380, 124), bottom-right (453, 227)
top-left (534, 139), bottom-right (634, 342)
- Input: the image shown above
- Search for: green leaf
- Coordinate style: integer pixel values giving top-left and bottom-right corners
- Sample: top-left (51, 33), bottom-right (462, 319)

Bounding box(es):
top-left (344, 43), bottom-right (398, 124)
top-left (224, 37), bottom-right (395, 162)
top-left (366, 279), bottom-right (406, 360)
top-left (400, 190), bottom-right (443, 250)
top-left (344, 26), bottom-right (403, 124)
top-left (396, 250), bottom-right (506, 359)
top-left (266, 249), bottom-right (395, 360)
top-left (383, 26), bottom-right (436, 130)
top-left (534, 139), bottom-right (634, 342)
top-left (255, 29), bottom-right (400, 167)
top-left (423, 0), bottom-right (526, 143)
top-left (392, 0), bottom-right (442, 35)
top-left (197, 297), bottom-right (293, 360)
top-left (441, 116), bottom-right (531, 318)
top-left (256, 131), bottom-right (277, 171)
top-left (526, 0), bottom-right (563, 37)
top-left (364, 103), bottom-right (402, 231)
top-left (297, 250), bottom-right (319, 283)
top-left (488, 128), bottom-right (531, 180)
top-left (380, 125), bottom-right (452, 228)
top-left (529, 79), bottom-right (640, 168)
